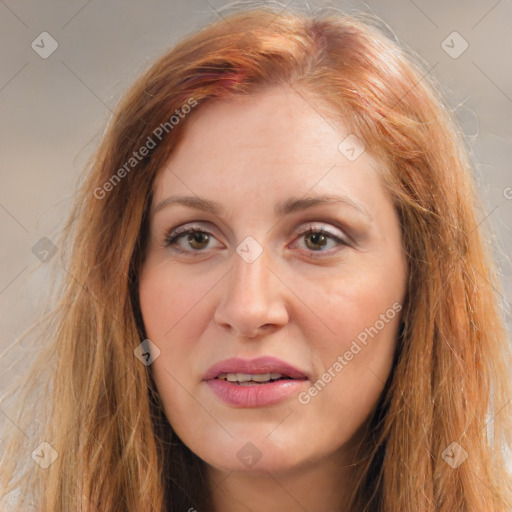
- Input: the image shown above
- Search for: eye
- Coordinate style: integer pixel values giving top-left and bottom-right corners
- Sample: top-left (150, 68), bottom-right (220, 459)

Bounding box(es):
top-left (161, 223), bottom-right (349, 257)
top-left (162, 225), bottom-right (222, 255)
top-left (291, 225), bottom-right (349, 256)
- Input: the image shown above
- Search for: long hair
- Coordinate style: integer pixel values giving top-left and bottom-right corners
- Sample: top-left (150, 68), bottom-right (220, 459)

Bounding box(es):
top-left (1, 2), bottom-right (511, 510)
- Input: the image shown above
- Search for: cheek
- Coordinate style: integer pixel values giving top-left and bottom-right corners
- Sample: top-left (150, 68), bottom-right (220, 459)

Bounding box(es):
top-left (294, 261), bottom-right (403, 419)
top-left (138, 265), bottom-right (207, 341)
top-left (294, 263), bottom-right (403, 352)
top-left (138, 266), bottom-right (214, 412)
top-left (138, 271), bottom-right (196, 427)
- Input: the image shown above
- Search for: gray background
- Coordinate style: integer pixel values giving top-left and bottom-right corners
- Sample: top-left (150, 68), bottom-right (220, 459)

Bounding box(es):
top-left (1, 0), bottom-right (511, 384)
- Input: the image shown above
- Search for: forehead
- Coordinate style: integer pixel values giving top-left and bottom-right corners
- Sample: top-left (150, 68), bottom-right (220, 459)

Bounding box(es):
top-left (152, 87), bottom-right (384, 212)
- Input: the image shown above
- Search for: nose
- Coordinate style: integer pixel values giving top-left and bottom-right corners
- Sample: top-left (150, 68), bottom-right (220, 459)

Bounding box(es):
top-left (213, 247), bottom-right (289, 339)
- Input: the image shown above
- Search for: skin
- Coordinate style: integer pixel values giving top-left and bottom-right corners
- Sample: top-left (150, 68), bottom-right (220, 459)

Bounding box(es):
top-left (138, 86), bottom-right (408, 512)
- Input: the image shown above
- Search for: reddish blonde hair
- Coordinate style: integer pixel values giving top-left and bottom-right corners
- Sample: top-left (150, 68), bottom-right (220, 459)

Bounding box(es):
top-left (1, 3), bottom-right (511, 511)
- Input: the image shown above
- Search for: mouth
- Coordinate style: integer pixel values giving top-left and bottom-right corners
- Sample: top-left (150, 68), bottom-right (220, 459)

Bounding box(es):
top-left (202, 356), bottom-right (310, 407)
top-left (206, 370), bottom-right (309, 407)
top-left (215, 372), bottom-right (307, 386)
top-left (202, 356), bottom-right (310, 382)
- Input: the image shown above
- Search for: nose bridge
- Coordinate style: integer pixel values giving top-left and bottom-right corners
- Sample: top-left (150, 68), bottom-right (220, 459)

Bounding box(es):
top-left (214, 243), bottom-right (288, 337)
top-left (231, 247), bottom-right (269, 301)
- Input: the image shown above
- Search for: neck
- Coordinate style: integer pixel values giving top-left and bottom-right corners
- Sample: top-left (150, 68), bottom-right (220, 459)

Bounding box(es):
top-left (207, 446), bottom-right (366, 512)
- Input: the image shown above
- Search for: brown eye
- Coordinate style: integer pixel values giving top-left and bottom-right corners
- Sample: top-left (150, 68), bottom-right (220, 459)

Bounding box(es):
top-left (294, 226), bottom-right (348, 255)
top-left (163, 227), bottom-right (221, 255)
top-left (304, 231), bottom-right (329, 251)
top-left (186, 232), bottom-right (210, 250)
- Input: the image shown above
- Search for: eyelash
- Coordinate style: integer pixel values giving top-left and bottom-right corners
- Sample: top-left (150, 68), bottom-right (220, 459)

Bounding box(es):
top-left (162, 224), bottom-right (349, 258)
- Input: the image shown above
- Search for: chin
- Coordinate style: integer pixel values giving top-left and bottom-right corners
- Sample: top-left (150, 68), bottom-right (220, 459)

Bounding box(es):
top-left (196, 437), bottom-right (312, 475)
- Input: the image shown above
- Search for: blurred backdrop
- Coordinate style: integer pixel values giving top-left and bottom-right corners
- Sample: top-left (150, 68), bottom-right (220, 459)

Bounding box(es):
top-left (0, 0), bottom-right (511, 389)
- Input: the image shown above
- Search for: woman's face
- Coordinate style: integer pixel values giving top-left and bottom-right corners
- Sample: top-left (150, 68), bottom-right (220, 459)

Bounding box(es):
top-left (139, 87), bottom-right (407, 475)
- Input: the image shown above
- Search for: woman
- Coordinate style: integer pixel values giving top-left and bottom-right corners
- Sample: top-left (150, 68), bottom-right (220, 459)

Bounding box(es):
top-left (1, 2), bottom-right (511, 511)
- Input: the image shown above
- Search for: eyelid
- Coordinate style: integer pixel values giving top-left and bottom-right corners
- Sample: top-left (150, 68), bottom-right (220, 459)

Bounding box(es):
top-left (294, 222), bottom-right (347, 240)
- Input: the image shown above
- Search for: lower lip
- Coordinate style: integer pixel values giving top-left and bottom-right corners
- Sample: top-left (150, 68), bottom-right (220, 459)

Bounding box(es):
top-left (206, 378), bottom-right (308, 407)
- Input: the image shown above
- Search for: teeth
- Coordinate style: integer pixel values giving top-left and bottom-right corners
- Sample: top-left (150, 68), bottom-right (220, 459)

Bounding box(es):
top-left (217, 372), bottom-right (284, 383)
top-left (250, 373), bottom-right (271, 382)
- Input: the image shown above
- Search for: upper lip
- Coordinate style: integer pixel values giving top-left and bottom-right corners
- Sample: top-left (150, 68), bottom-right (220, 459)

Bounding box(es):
top-left (202, 356), bottom-right (309, 381)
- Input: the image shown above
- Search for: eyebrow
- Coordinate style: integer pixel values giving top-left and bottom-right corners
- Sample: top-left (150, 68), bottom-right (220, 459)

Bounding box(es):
top-left (151, 193), bottom-right (371, 220)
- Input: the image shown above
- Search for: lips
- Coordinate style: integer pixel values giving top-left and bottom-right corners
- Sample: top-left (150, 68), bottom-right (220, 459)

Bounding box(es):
top-left (202, 356), bottom-right (309, 381)
top-left (203, 356), bottom-right (310, 408)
